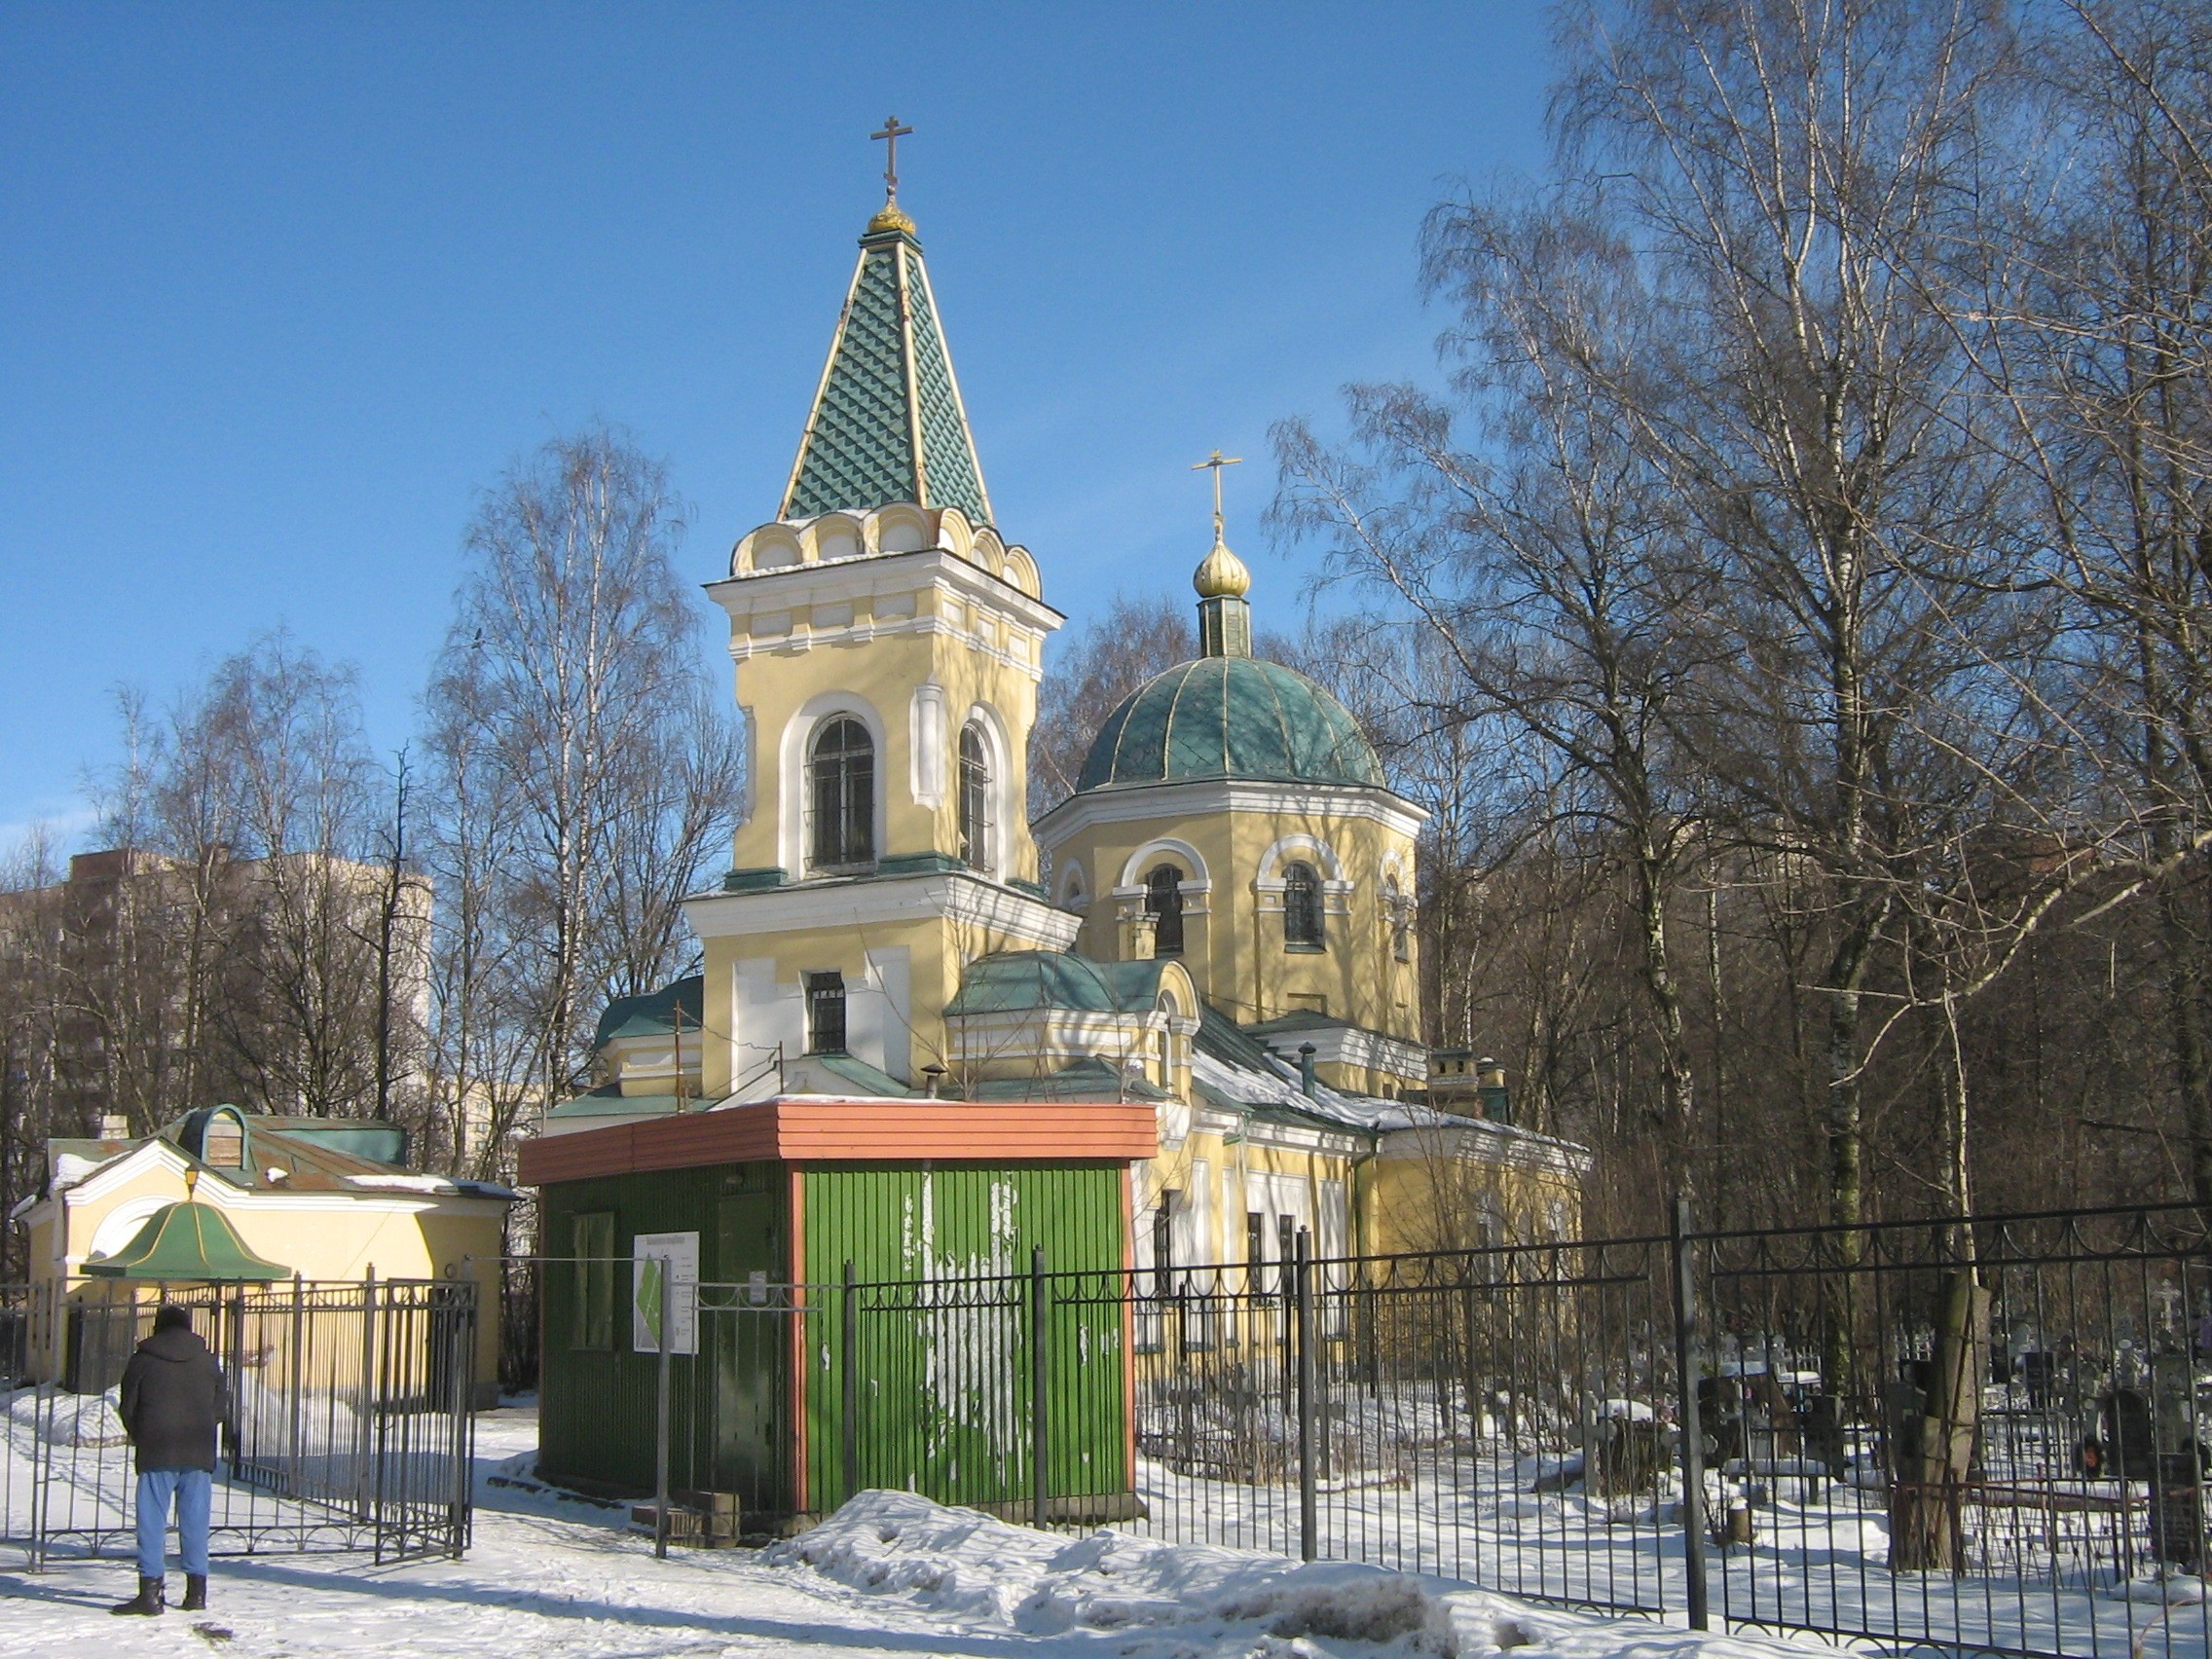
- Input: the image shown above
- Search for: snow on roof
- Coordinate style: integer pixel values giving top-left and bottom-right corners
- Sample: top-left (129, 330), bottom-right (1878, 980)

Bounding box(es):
top-left (1191, 1041), bottom-right (1592, 1167)
top-left (51, 1150), bottom-right (116, 1193)
top-left (347, 1172), bottom-right (517, 1199)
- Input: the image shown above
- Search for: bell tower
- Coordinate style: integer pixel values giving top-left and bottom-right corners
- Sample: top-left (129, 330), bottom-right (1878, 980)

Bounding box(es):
top-left (682, 133), bottom-right (1077, 1099)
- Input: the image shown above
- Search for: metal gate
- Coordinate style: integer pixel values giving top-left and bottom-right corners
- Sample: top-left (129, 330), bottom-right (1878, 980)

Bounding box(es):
top-left (1, 1276), bottom-right (476, 1567)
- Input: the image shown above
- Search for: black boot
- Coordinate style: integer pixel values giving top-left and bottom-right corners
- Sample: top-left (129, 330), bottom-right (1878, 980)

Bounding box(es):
top-left (111, 1575), bottom-right (165, 1616)
top-left (181, 1573), bottom-right (207, 1611)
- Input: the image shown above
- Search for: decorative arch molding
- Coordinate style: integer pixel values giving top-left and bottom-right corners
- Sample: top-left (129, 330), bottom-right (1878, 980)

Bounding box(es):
top-left (748, 524), bottom-right (804, 570)
top-left (1149, 959), bottom-right (1202, 1032)
top-left (778, 690), bottom-right (890, 876)
top-left (1117, 836), bottom-right (1212, 893)
top-left (872, 503), bottom-right (933, 554)
top-left (87, 1193), bottom-right (174, 1263)
top-left (1002, 546), bottom-right (1041, 599)
top-left (1254, 832), bottom-right (1347, 888)
top-left (1055, 857), bottom-right (1088, 909)
top-left (811, 513), bottom-right (864, 563)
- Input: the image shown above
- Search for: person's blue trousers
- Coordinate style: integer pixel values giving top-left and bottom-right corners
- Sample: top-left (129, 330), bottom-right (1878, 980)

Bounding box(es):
top-left (134, 1467), bottom-right (211, 1579)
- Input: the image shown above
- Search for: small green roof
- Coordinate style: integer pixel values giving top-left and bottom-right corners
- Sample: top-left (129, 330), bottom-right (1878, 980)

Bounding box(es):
top-left (1077, 656), bottom-right (1384, 793)
top-left (85, 1199), bottom-right (291, 1282)
top-left (593, 977), bottom-right (704, 1048)
top-left (780, 213), bottom-right (992, 525)
top-left (963, 1057), bottom-right (1172, 1103)
top-left (808, 1052), bottom-right (914, 1096)
top-left (543, 1088), bottom-right (688, 1125)
top-left (945, 951), bottom-right (1174, 1017)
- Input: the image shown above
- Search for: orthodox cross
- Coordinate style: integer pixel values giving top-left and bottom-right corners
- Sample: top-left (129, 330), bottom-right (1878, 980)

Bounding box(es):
top-left (872, 116), bottom-right (914, 201)
top-left (1192, 448), bottom-right (1242, 539)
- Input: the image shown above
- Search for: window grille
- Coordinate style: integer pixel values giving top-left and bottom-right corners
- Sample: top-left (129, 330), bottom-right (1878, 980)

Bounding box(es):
top-left (807, 718), bottom-right (875, 872)
top-left (1145, 864), bottom-right (1184, 954)
top-left (957, 722), bottom-right (991, 870)
top-left (805, 971), bottom-right (847, 1055)
top-left (1283, 861), bottom-right (1325, 949)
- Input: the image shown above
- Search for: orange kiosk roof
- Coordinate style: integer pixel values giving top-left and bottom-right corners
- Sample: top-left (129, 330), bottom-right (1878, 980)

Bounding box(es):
top-left (517, 1096), bottom-right (1159, 1187)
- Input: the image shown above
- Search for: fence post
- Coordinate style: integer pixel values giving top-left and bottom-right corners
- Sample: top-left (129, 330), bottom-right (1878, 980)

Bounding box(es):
top-left (1031, 1244), bottom-right (1050, 1530)
top-left (1671, 1195), bottom-right (1710, 1631)
top-left (1296, 1226), bottom-right (1316, 1563)
top-left (841, 1259), bottom-right (860, 1505)
top-left (451, 1277), bottom-right (476, 1557)
top-left (227, 1283), bottom-right (245, 1478)
top-left (356, 1265), bottom-right (378, 1523)
top-left (287, 1272), bottom-right (306, 1493)
top-left (653, 1252), bottom-right (673, 1560)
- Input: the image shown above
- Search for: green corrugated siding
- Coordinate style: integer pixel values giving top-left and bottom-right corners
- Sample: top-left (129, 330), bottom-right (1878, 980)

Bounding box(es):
top-left (537, 1164), bottom-right (787, 1496)
top-left (801, 1162), bottom-right (1129, 1513)
top-left (537, 1159), bottom-right (1131, 1522)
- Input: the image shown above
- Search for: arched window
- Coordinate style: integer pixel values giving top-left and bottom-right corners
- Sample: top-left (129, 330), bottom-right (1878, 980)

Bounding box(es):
top-left (1145, 864), bottom-right (1185, 955)
top-left (1283, 861), bottom-right (1324, 949)
top-left (957, 722), bottom-right (992, 871)
top-left (1384, 875), bottom-right (1411, 962)
top-left (807, 718), bottom-right (875, 872)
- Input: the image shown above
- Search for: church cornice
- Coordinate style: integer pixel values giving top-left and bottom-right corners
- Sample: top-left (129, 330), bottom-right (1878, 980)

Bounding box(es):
top-left (682, 866), bottom-right (1081, 948)
top-left (708, 544), bottom-right (1062, 633)
top-left (1033, 776), bottom-right (1430, 846)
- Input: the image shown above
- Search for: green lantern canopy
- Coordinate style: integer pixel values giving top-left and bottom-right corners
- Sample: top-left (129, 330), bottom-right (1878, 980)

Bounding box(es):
top-left (84, 1169), bottom-right (291, 1282)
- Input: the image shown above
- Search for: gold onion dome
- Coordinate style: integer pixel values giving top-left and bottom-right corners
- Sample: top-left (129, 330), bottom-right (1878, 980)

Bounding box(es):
top-left (1194, 536), bottom-right (1251, 599)
top-left (867, 200), bottom-right (916, 237)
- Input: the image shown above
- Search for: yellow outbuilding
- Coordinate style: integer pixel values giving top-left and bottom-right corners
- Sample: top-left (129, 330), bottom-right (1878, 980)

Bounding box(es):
top-left (18, 1104), bottom-right (512, 1403)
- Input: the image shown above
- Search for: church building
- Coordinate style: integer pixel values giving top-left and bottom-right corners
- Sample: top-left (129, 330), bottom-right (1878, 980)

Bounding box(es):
top-left (531, 153), bottom-right (1588, 1278)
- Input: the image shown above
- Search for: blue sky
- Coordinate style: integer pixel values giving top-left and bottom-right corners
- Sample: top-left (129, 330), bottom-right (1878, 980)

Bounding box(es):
top-left (0, 3), bottom-right (1554, 845)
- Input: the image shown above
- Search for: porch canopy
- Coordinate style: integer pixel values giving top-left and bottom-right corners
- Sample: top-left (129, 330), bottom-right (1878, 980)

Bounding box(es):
top-left (84, 1195), bottom-right (291, 1282)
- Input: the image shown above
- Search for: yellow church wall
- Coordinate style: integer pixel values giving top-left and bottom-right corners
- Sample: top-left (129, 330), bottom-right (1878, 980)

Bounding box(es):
top-left (698, 913), bottom-right (951, 1091)
top-left (1040, 791), bottom-right (1423, 1070)
top-left (725, 613), bottom-right (1045, 890)
top-left (710, 508), bottom-right (1063, 897)
top-left (1136, 1119), bottom-right (1363, 1272)
top-left (691, 876), bottom-right (1082, 1095)
top-left (690, 509), bottom-right (1082, 1099)
top-left (1366, 1140), bottom-right (1585, 1258)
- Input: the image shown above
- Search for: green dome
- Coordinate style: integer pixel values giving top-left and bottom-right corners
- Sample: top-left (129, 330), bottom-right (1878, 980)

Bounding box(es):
top-left (1077, 657), bottom-right (1384, 793)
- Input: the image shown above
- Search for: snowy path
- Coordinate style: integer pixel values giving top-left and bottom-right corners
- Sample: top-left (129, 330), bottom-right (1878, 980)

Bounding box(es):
top-left (5, 1405), bottom-right (1012, 1658)
top-left (1, 1403), bottom-right (1840, 1659)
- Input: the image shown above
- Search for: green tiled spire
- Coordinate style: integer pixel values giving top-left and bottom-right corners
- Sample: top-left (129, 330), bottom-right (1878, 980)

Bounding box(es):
top-left (780, 210), bottom-right (994, 525)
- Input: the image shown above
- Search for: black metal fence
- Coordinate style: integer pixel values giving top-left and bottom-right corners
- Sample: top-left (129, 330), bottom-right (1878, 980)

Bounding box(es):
top-left (2, 1275), bottom-right (478, 1567)
top-left (1085, 1202), bottom-right (2212, 1659)
top-left (564, 1201), bottom-right (2212, 1659)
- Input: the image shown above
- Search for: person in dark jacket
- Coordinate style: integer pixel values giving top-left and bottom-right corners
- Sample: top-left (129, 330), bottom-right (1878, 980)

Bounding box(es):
top-left (113, 1303), bottom-right (230, 1616)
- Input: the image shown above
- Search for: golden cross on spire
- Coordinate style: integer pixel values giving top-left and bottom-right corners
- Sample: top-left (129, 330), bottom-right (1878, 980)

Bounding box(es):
top-left (1192, 449), bottom-right (1243, 541)
top-left (871, 116), bottom-right (914, 201)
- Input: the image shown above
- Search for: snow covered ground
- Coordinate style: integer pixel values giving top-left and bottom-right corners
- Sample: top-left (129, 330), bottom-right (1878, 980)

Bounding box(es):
top-left (2, 1400), bottom-right (1860, 1659)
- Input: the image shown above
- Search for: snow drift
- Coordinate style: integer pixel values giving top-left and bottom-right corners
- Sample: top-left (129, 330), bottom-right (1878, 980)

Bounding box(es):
top-left (5, 1383), bottom-right (129, 1448)
top-left (775, 1488), bottom-right (1832, 1659)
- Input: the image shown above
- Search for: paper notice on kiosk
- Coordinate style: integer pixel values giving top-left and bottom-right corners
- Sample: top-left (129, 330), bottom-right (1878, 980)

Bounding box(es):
top-left (632, 1231), bottom-right (700, 1355)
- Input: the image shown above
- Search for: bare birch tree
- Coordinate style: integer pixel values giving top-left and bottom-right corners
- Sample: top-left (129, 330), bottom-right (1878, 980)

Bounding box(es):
top-left (1275, 187), bottom-right (1714, 1188)
top-left (424, 428), bottom-right (742, 1140)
